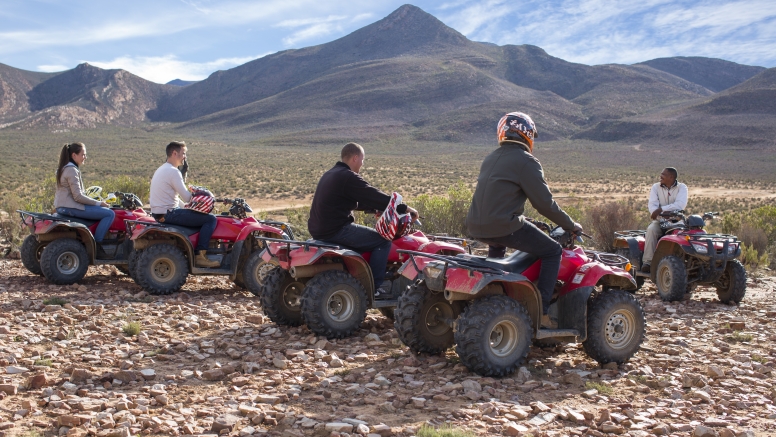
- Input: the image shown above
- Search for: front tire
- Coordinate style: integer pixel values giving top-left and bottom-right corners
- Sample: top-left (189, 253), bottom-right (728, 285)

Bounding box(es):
top-left (128, 249), bottom-right (142, 283)
top-left (394, 281), bottom-right (462, 354)
top-left (135, 244), bottom-right (189, 295)
top-left (301, 270), bottom-right (367, 339)
top-left (243, 251), bottom-right (279, 296)
top-left (715, 260), bottom-right (746, 304)
top-left (260, 267), bottom-right (306, 326)
top-left (40, 238), bottom-right (90, 285)
top-left (583, 289), bottom-right (645, 364)
top-left (454, 295), bottom-right (532, 377)
top-left (655, 255), bottom-right (687, 301)
top-left (21, 235), bottom-right (45, 276)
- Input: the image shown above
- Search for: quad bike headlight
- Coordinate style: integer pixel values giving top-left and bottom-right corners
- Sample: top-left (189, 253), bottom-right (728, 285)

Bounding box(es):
top-left (424, 264), bottom-right (444, 279)
top-left (691, 243), bottom-right (708, 254)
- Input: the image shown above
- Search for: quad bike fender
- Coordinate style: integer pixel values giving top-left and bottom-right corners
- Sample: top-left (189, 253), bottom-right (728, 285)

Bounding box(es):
top-left (228, 239), bottom-right (249, 281)
top-left (132, 227), bottom-right (195, 261)
top-left (417, 241), bottom-right (466, 255)
top-left (563, 264), bottom-right (637, 292)
top-left (236, 223), bottom-right (284, 242)
top-left (36, 223), bottom-right (96, 261)
top-left (396, 256), bottom-right (434, 281)
top-left (278, 247), bottom-right (375, 297)
top-left (556, 286), bottom-right (595, 342)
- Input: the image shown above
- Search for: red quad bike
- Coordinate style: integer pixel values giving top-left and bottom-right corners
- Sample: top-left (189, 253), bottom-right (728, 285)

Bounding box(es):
top-left (126, 198), bottom-right (292, 295)
top-left (254, 226), bottom-right (469, 339)
top-left (393, 220), bottom-right (646, 377)
top-left (614, 211), bottom-right (745, 303)
top-left (17, 192), bottom-right (154, 285)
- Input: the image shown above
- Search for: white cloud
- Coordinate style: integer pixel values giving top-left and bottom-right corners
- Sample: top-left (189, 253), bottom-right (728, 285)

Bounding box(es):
top-left (37, 64), bottom-right (69, 72)
top-left (86, 54), bottom-right (268, 83)
top-left (276, 13), bottom-right (374, 47)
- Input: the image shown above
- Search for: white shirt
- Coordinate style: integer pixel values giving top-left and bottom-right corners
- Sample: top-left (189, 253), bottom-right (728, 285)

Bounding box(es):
top-left (648, 182), bottom-right (688, 214)
top-left (150, 163), bottom-right (191, 214)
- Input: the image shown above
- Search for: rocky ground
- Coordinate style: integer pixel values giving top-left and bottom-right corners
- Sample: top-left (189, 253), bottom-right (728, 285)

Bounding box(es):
top-left (0, 259), bottom-right (775, 437)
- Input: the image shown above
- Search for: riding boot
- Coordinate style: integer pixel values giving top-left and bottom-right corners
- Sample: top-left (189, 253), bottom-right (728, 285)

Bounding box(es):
top-left (195, 250), bottom-right (220, 268)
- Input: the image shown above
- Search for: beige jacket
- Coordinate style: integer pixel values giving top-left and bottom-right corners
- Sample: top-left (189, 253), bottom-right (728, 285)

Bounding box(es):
top-left (53, 163), bottom-right (100, 210)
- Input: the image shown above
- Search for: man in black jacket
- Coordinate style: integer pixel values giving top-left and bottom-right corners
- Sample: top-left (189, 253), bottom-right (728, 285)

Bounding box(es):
top-left (308, 143), bottom-right (417, 298)
top-left (466, 112), bottom-right (582, 328)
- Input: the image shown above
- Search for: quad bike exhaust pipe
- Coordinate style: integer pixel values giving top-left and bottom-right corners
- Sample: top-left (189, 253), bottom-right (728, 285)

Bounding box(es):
top-left (290, 263), bottom-right (343, 279)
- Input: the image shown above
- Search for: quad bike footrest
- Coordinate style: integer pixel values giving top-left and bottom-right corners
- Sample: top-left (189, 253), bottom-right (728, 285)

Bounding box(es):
top-left (372, 299), bottom-right (398, 308)
top-left (535, 328), bottom-right (580, 339)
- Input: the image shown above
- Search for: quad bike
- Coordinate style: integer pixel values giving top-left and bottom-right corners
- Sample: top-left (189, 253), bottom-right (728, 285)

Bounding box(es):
top-left (253, 221), bottom-right (468, 339)
top-left (614, 211), bottom-right (745, 303)
top-left (126, 197), bottom-right (292, 295)
top-left (393, 219), bottom-right (645, 377)
top-left (17, 192), bottom-right (153, 285)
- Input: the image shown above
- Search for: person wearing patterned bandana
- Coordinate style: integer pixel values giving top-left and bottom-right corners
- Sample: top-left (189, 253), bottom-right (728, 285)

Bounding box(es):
top-left (641, 167), bottom-right (688, 273)
top-left (466, 112), bottom-right (583, 329)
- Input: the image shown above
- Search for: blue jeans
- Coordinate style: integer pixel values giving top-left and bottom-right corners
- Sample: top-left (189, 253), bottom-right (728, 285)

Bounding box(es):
top-left (160, 208), bottom-right (217, 252)
top-left (477, 220), bottom-right (563, 314)
top-left (325, 223), bottom-right (392, 289)
top-left (56, 206), bottom-right (115, 243)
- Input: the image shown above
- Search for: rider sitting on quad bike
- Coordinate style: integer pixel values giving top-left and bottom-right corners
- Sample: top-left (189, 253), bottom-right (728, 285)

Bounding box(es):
top-left (149, 141), bottom-right (219, 268)
top-left (466, 111), bottom-right (583, 329)
top-left (308, 142), bottom-right (418, 299)
top-left (641, 167), bottom-right (688, 273)
top-left (54, 142), bottom-right (116, 258)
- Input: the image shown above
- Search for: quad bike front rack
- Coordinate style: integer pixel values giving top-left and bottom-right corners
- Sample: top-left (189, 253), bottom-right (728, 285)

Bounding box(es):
top-left (397, 249), bottom-right (505, 277)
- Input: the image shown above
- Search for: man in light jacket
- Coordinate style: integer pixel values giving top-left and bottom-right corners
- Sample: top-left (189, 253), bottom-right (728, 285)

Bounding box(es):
top-left (641, 167), bottom-right (688, 273)
top-left (466, 112), bottom-right (582, 329)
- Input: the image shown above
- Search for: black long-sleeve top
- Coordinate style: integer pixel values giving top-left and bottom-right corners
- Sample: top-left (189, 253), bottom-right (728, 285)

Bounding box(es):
top-left (308, 162), bottom-right (406, 239)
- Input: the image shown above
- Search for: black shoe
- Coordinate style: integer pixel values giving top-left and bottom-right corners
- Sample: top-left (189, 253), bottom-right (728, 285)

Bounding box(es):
top-left (374, 287), bottom-right (395, 300)
top-left (641, 263), bottom-right (651, 273)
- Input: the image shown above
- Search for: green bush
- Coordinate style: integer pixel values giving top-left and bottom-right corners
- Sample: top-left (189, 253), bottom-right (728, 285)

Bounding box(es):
top-left (100, 175), bottom-right (151, 203)
top-left (584, 200), bottom-right (647, 252)
top-left (410, 182), bottom-right (472, 237)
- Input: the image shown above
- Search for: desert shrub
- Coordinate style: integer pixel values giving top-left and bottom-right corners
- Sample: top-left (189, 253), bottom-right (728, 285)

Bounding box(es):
top-left (740, 243), bottom-right (769, 271)
top-left (284, 206), bottom-right (311, 240)
top-left (410, 182), bottom-right (472, 237)
top-left (417, 424), bottom-right (474, 437)
top-left (122, 322), bottom-right (142, 336)
top-left (584, 201), bottom-right (643, 252)
top-left (737, 223), bottom-right (769, 255)
top-left (100, 175), bottom-right (151, 203)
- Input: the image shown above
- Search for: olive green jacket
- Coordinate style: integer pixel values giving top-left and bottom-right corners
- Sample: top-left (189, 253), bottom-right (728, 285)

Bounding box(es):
top-left (466, 142), bottom-right (574, 238)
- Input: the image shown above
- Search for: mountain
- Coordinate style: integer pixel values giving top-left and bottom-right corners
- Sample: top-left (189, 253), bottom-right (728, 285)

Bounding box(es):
top-left (638, 57), bottom-right (766, 93)
top-left (0, 63), bottom-right (59, 126)
top-left (0, 63), bottom-right (179, 129)
top-left (0, 4), bottom-right (770, 149)
top-left (167, 79), bottom-right (197, 87)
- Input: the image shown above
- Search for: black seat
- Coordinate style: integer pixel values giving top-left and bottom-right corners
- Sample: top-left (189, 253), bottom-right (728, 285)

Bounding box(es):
top-left (306, 239), bottom-right (345, 250)
top-left (162, 224), bottom-right (201, 236)
top-left (52, 213), bottom-right (98, 227)
top-left (454, 251), bottom-right (538, 274)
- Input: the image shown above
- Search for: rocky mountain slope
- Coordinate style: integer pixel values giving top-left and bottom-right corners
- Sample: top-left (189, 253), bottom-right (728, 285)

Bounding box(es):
top-left (0, 4), bottom-right (771, 148)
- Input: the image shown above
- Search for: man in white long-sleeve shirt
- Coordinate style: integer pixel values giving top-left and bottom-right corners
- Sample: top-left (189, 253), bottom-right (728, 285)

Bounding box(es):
top-left (642, 167), bottom-right (688, 273)
top-left (149, 141), bottom-right (219, 268)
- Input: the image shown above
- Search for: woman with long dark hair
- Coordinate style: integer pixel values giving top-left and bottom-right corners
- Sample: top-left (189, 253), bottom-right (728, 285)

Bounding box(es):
top-left (53, 143), bottom-right (115, 253)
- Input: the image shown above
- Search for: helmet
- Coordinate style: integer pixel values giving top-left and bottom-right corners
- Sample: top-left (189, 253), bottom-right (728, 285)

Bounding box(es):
top-left (185, 186), bottom-right (214, 214)
top-left (85, 186), bottom-right (103, 201)
top-left (375, 193), bottom-right (414, 240)
top-left (687, 214), bottom-right (705, 229)
top-left (497, 112), bottom-right (538, 151)
top-left (188, 185), bottom-right (214, 197)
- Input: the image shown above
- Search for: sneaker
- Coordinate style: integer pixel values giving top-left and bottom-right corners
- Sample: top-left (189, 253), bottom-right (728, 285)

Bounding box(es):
top-left (374, 287), bottom-right (394, 300)
top-left (641, 263), bottom-right (651, 273)
top-left (540, 314), bottom-right (558, 329)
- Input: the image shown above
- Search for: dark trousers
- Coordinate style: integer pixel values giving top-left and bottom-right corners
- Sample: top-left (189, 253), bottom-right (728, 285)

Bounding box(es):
top-left (324, 223), bottom-right (392, 289)
top-left (478, 221), bottom-right (563, 314)
top-left (160, 208), bottom-right (217, 252)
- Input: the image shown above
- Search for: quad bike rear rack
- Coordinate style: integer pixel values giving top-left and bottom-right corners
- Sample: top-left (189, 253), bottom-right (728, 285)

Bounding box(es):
top-left (397, 249), bottom-right (505, 276)
top-left (614, 230), bottom-right (646, 238)
top-left (17, 210), bottom-right (90, 229)
top-left (583, 250), bottom-right (630, 269)
top-left (427, 235), bottom-right (472, 254)
top-left (258, 236), bottom-right (340, 258)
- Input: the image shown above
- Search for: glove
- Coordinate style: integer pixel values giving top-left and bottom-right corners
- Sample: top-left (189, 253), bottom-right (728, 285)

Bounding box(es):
top-left (572, 222), bottom-right (583, 234)
top-left (179, 158), bottom-right (188, 182)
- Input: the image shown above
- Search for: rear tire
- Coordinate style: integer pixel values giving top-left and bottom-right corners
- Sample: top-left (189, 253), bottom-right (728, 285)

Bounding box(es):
top-left (243, 251), bottom-right (279, 296)
top-left (583, 289), bottom-right (645, 365)
top-left (128, 249), bottom-right (141, 283)
top-left (655, 255), bottom-right (687, 301)
top-left (301, 270), bottom-right (367, 339)
top-left (135, 244), bottom-right (189, 295)
top-left (715, 260), bottom-right (746, 304)
top-left (394, 281), bottom-right (462, 354)
top-left (40, 238), bottom-right (89, 285)
top-left (21, 234), bottom-right (45, 276)
top-left (454, 295), bottom-right (532, 377)
top-left (260, 267), bottom-right (306, 326)
top-left (616, 248), bottom-right (644, 289)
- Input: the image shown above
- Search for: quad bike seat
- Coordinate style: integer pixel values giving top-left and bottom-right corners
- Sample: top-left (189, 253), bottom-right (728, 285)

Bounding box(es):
top-left (51, 213), bottom-right (98, 227)
top-left (455, 251), bottom-right (538, 274)
top-left (305, 239), bottom-right (344, 249)
top-left (160, 224), bottom-right (201, 236)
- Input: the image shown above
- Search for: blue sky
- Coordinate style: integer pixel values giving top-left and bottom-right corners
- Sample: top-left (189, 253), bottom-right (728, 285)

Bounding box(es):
top-left (1, 0), bottom-right (774, 84)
